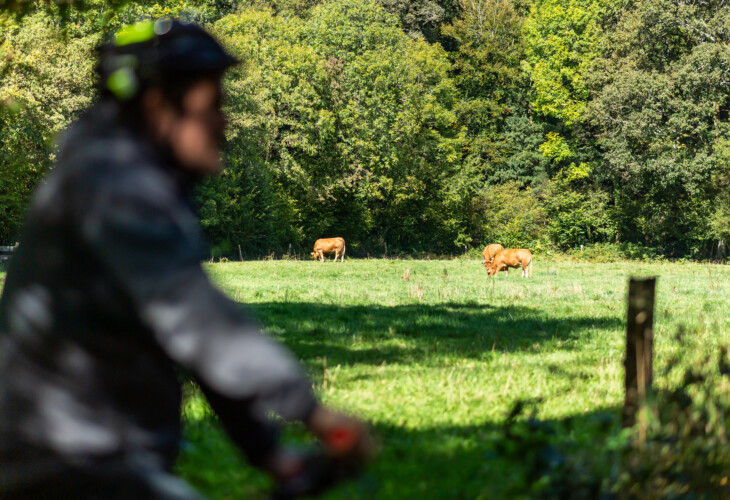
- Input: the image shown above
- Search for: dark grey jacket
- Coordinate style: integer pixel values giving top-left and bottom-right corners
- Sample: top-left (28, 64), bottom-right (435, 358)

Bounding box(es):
top-left (0, 101), bottom-right (316, 492)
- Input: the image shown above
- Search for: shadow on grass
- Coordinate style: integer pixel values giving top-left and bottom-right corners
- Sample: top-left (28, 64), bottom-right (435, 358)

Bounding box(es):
top-left (349, 408), bottom-right (622, 499)
top-left (178, 401), bottom-right (622, 500)
top-left (244, 302), bottom-right (623, 365)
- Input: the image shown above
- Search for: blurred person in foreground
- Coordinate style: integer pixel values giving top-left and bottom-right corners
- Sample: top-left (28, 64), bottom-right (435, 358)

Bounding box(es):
top-left (0, 19), bottom-right (371, 499)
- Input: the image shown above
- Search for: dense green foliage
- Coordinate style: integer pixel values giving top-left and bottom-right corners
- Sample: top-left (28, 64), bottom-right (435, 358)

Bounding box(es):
top-left (208, 2), bottom-right (462, 254)
top-left (1, 0), bottom-right (729, 257)
top-left (169, 259), bottom-right (729, 498)
top-left (587, 0), bottom-right (730, 257)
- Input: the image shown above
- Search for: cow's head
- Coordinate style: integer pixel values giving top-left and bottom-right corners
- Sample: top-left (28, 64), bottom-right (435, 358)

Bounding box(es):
top-left (486, 264), bottom-right (498, 276)
top-left (310, 251), bottom-right (318, 260)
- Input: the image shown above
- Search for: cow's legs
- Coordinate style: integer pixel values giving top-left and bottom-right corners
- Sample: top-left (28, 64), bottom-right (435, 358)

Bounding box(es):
top-left (319, 251), bottom-right (324, 262)
top-left (333, 251), bottom-right (338, 262)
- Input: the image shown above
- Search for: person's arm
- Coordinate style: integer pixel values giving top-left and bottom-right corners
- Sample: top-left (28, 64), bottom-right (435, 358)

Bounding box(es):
top-left (82, 168), bottom-right (317, 463)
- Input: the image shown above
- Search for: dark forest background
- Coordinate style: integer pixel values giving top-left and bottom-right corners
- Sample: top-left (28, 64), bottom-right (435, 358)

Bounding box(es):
top-left (2, 0), bottom-right (729, 259)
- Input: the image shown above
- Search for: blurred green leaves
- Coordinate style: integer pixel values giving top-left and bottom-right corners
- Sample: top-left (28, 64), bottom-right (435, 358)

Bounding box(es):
top-left (212, 0), bottom-right (462, 253)
top-left (1, 0), bottom-right (729, 258)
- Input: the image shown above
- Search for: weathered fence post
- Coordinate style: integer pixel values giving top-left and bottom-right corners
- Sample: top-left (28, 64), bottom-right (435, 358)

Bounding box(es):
top-left (622, 277), bottom-right (656, 428)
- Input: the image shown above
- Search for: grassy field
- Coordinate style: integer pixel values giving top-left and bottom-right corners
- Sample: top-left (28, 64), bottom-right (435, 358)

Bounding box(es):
top-left (174, 258), bottom-right (730, 499)
top-left (1, 259), bottom-right (728, 498)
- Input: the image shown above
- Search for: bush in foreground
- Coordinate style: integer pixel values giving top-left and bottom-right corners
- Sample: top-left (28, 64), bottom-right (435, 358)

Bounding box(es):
top-left (485, 346), bottom-right (730, 499)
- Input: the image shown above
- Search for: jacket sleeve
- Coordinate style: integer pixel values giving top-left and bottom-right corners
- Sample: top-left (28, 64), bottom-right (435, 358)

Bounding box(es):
top-left (81, 166), bottom-right (317, 459)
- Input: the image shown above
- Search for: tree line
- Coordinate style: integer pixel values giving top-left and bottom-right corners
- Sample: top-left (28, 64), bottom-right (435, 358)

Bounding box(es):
top-left (1, 0), bottom-right (729, 259)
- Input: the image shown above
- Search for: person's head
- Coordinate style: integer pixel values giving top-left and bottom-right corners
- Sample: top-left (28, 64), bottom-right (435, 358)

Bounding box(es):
top-left (97, 19), bottom-right (238, 175)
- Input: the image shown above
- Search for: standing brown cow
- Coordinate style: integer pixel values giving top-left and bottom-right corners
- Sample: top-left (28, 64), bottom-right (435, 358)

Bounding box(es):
top-left (486, 249), bottom-right (532, 278)
top-left (481, 243), bottom-right (504, 273)
top-left (311, 237), bottom-right (346, 262)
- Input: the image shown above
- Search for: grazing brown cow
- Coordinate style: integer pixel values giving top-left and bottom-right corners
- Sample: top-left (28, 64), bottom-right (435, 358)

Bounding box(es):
top-left (486, 248), bottom-right (532, 278)
top-left (481, 243), bottom-right (504, 272)
top-left (311, 237), bottom-right (346, 262)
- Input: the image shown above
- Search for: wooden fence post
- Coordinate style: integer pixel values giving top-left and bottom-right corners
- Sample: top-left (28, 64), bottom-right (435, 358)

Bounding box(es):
top-left (622, 277), bottom-right (656, 428)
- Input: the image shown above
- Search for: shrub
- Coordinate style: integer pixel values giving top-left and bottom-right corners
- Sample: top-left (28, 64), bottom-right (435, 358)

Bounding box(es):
top-left (543, 183), bottom-right (617, 250)
top-left (565, 243), bottom-right (664, 263)
top-left (472, 181), bottom-right (548, 251)
top-left (484, 346), bottom-right (730, 499)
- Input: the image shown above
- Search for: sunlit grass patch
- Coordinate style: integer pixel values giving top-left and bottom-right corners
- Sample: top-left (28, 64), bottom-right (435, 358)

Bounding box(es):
top-left (173, 259), bottom-right (730, 498)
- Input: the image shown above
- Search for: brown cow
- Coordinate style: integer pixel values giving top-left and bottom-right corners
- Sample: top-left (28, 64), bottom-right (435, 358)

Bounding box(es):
top-left (481, 243), bottom-right (504, 272)
top-left (311, 237), bottom-right (346, 262)
top-left (486, 248), bottom-right (533, 278)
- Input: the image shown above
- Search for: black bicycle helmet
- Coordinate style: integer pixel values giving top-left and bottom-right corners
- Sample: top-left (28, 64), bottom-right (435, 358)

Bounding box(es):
top-left (98, 18), bottom-right (238, 100)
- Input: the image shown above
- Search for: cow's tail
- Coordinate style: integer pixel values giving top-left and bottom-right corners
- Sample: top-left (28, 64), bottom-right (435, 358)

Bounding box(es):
top-left (342, 241), bottom-right (346, 262)
top-left (528, 255), bottom-right (533, 277)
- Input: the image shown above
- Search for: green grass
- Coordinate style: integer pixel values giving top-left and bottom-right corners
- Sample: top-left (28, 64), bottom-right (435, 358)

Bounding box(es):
top-left (176, 259), bottom-right (730, 499)
top-left (2, 260), bottom-right (729, 498)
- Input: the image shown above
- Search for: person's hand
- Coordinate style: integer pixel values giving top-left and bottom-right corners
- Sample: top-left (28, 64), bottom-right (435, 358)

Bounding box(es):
top-left (306, 405), bottom-right (375, 462)
top-left (268, 406), bottom-right (376, 499)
